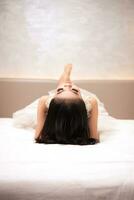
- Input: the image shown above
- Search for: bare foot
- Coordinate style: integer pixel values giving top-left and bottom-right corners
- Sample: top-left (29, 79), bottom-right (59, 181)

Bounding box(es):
top-left (64, 64), bottom-right (73, 75)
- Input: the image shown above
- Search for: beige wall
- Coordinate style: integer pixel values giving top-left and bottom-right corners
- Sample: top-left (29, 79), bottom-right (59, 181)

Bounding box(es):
top-left (0, 0), bottom-right (134, 79)
top-left (0, 79), bottom-right (134, 119)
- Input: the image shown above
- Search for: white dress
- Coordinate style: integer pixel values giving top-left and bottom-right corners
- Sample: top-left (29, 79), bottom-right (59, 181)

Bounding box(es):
top-left (12, 88), bottom-right (109, 129)
top-left (45, 88), bottom-right (96, 118)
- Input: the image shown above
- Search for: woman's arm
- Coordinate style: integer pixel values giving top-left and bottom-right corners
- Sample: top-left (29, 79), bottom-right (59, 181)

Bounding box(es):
top-left (35, 95), bottom-right (48, 140)
top-left (88, 98), bottom-right (100, 143)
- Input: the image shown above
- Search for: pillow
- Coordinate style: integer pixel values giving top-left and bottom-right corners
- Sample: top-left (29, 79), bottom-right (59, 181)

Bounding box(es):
top-left (12, 88), bottom-right (109, 129)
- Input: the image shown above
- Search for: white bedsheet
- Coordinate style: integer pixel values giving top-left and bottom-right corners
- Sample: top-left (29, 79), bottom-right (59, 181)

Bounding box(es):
top-left (0, 117), bottom-right (134, 200)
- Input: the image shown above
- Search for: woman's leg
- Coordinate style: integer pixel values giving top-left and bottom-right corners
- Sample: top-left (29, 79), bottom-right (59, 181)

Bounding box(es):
top-left (57, 64), bottom-right (73, 87)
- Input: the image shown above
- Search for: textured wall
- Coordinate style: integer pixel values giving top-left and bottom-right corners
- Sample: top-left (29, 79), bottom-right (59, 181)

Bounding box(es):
top-left (0, 0), bottom-right (134, 79)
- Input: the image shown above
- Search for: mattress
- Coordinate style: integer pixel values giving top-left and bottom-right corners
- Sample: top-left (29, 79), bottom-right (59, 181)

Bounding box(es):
top-left (0, 116), bottom-right (134, 200)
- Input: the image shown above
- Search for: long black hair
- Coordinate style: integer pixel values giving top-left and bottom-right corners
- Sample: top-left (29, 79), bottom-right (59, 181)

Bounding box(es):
top-left (35, 97), bottom-right (96, 145)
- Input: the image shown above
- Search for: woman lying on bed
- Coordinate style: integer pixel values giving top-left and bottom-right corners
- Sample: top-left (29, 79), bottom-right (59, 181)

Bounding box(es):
top-left (35, 64), bottom-right (99, 145)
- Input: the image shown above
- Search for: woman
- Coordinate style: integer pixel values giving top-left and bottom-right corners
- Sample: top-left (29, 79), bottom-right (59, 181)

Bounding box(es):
top-left (35, 64), bottom-right (99, 145)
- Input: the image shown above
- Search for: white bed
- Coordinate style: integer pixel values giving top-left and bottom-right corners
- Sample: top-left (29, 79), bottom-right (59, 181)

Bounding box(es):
top-left (0, 116), bottom-right (134, 200)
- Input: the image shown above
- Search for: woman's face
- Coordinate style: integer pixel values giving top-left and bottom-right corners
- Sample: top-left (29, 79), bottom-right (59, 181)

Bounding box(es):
top-left (54, 83), bottom-right (82, 99)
